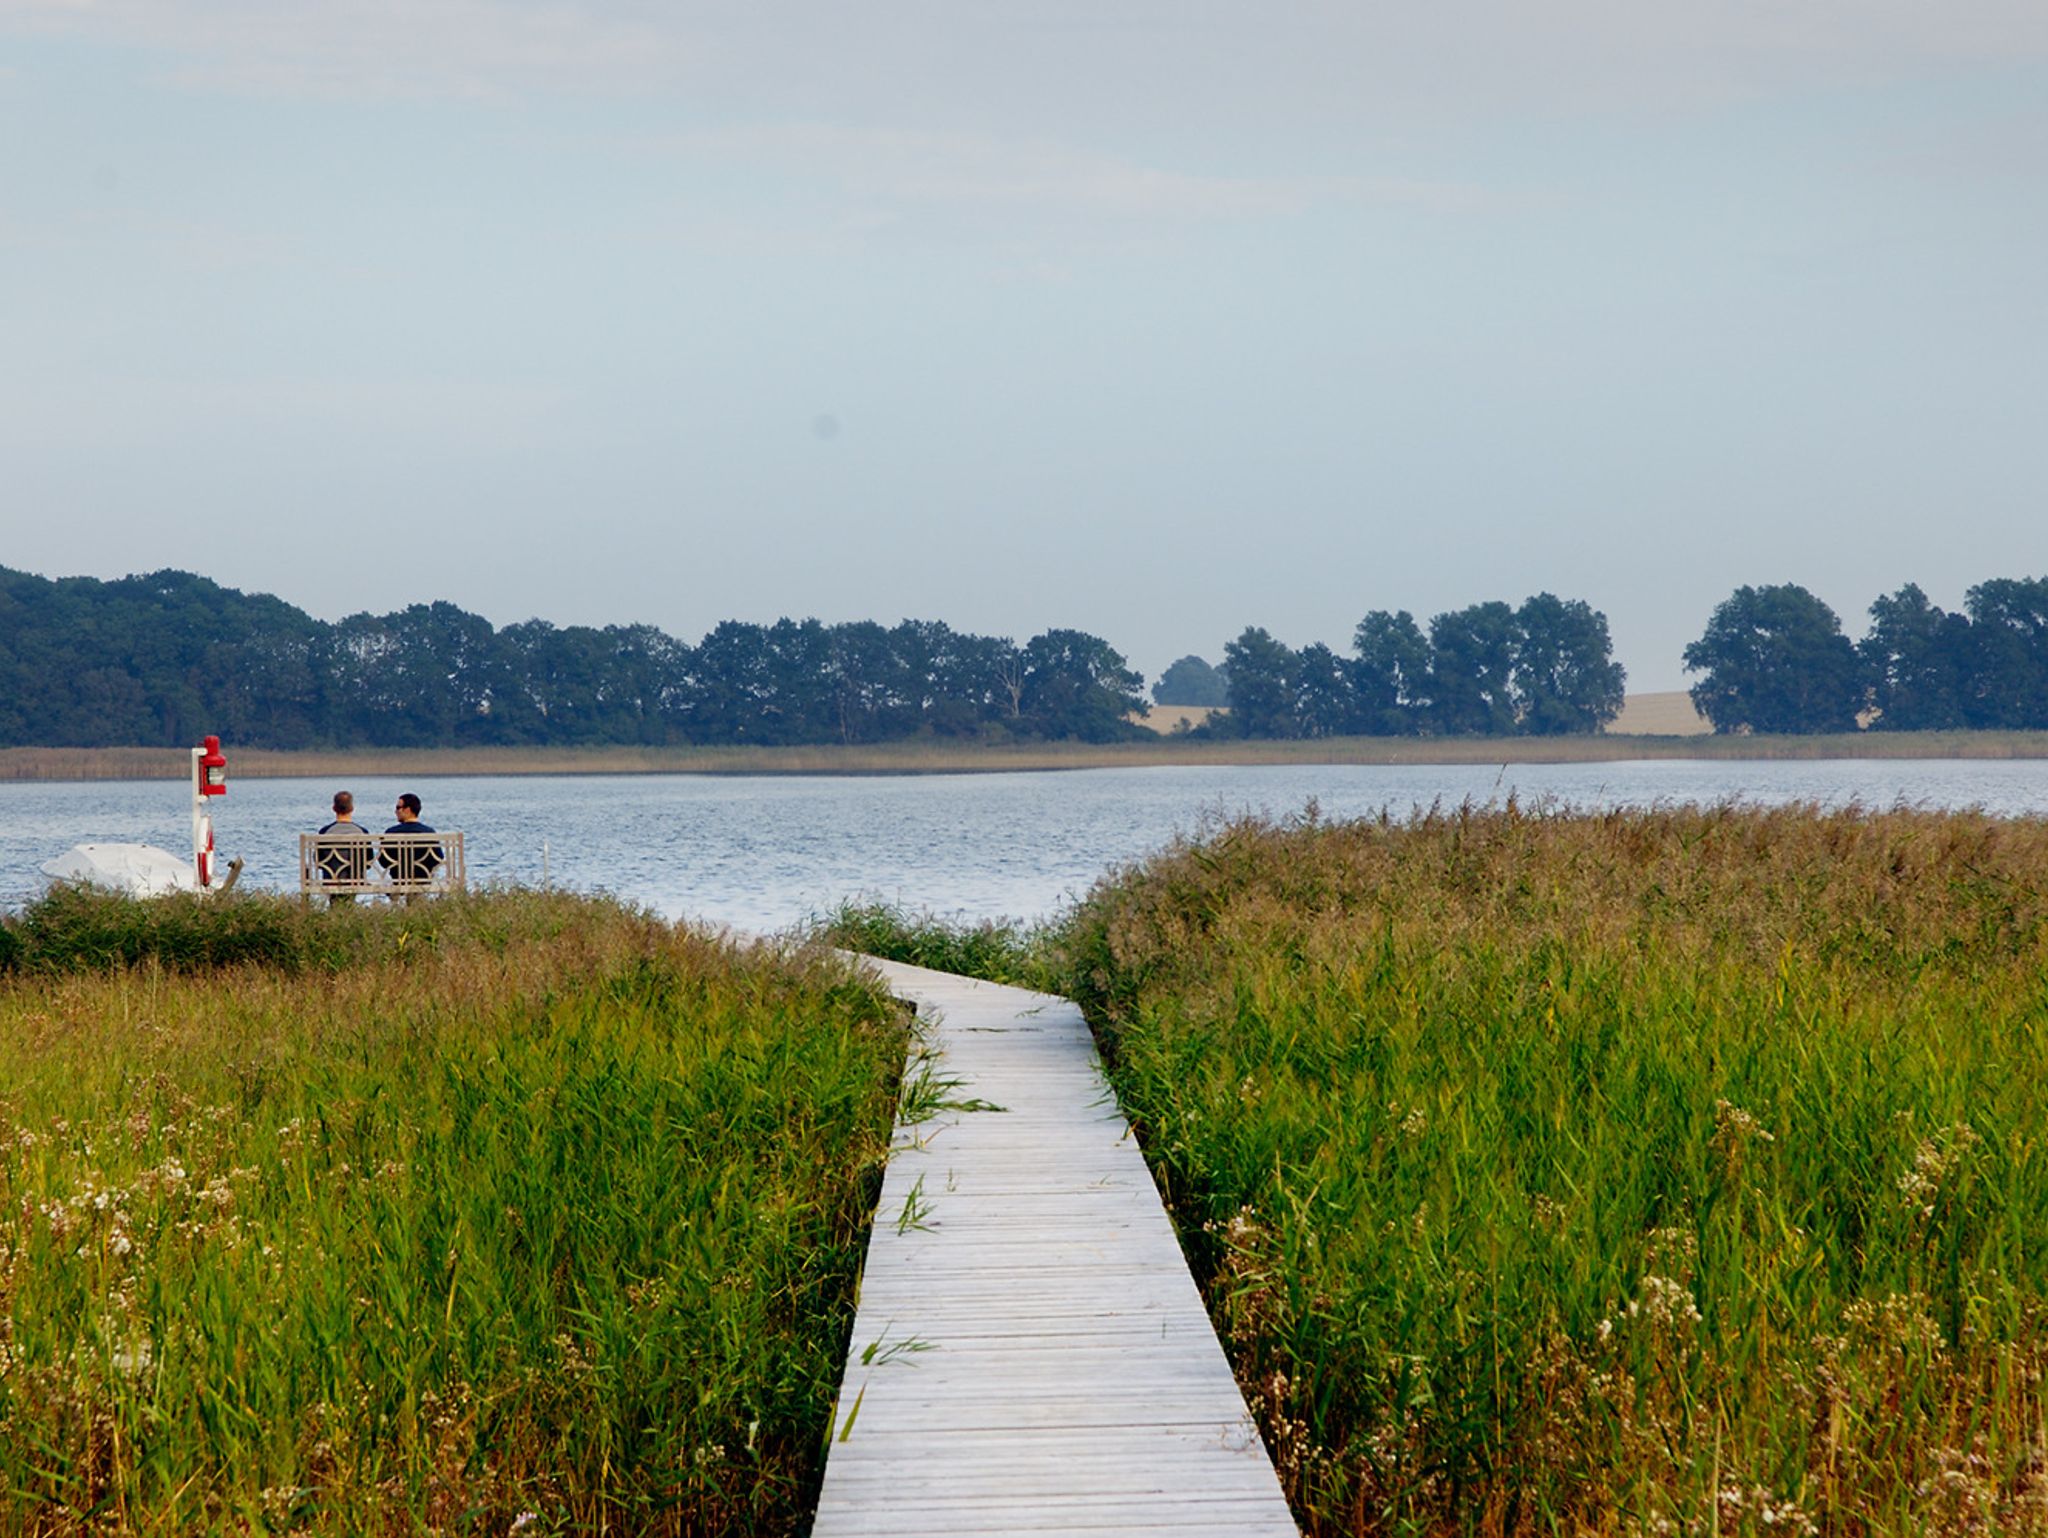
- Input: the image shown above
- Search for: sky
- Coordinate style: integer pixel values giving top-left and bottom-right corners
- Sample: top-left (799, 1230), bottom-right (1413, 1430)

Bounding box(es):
top-left (2, 3), bottom-right (2045, 692)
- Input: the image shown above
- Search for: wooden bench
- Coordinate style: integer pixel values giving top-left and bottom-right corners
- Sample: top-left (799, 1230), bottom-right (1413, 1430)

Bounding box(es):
top-left (298, 831), bottom-right (466, 901)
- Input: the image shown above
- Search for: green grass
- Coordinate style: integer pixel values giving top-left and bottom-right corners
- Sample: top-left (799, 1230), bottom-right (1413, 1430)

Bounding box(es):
top-left (0, 890), bottom-right (907, 1535)
top-left (817, 900), bottom-right (1064, 993)
top-left (5, 882), bottom-right (479, 975)
top-left (846, 804), bottom-right (2048, 1535)
top-left (1064, 804), bottom-right (2048, 1535)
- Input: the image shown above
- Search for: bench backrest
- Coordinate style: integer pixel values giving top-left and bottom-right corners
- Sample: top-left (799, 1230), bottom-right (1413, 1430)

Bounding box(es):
top-left (298, 831), bottom-right (467, 896)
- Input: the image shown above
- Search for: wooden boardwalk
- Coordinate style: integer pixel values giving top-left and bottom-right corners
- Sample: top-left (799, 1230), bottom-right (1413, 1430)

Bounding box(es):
top-left (812, 958), bottom-right (1298, 1538)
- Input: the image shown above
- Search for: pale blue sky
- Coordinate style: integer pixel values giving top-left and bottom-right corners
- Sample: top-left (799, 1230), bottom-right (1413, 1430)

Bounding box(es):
top-left (4, 3), bottom-right (2045, 690)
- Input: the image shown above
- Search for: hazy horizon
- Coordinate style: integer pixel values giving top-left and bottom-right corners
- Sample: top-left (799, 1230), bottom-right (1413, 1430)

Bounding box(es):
top-left (5, 3), bottom-right (2045, 691)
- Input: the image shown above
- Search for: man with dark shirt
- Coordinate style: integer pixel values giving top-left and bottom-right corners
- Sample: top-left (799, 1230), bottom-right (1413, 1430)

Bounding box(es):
top-left (379, 793), bottom-right (443, 892)
top-left (316, 790), bottom-right (373, 903)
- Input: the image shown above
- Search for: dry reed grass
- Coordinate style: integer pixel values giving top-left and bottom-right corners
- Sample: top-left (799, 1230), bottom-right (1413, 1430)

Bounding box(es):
top-left (8, 730), bottom-right (2048, 784)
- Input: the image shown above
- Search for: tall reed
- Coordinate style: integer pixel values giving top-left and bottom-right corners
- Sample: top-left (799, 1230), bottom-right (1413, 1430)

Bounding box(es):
top-left (0, 891), bottom-right (905, 1535)
top-left (1057, 803), bottom-right (2048, 1535)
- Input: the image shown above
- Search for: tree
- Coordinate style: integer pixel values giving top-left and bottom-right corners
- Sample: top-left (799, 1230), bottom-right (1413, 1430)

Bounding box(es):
top-left (758, 618), bottom-right (836, 744)
top-left (984, 637), bottom-right (1030, 730)
top-left (1018, 629), bottom-right (1147, 742)
top-left (0, 566), bottom-right (334, 748)
top-left (1293, 643), bottom-right (1356, 737)
top-left (1512, 593), bottom-right (1626, 735)
top-left (212, 624), bottom-right (324, 749)
top-left (1683, 584), bottom-right (1865, 734)
top-left (898, 622), bottom-right (1013, 737)
top-left (828, 620), bottom-right (904, 743)
top-left (605, 623), bottom-right (695, 744)
top-left (1861, 585), bottom-right (1975, 732)
top-left (682, 620), bottom-right (774, 743)
top-left (1153, 655), bottom-right (1228, 707)
top-left (1428, 602), bottom-right (1519, 736)
top-left (324, 602), bottom-right (500, 746)
top-left (491, 621), bottom-right (684, 746)
top-left (1963, 577), bottom-right (2048, 729)
top-left (1222, 627), bottom-right (1300, 739)
top-left (497, 620), bottom-right (592, 743)
top-left (1351, 610), bottom-right (1432, 736)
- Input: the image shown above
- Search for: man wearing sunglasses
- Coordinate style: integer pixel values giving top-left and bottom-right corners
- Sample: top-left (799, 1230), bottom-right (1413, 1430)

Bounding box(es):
top-left (379, 793), bottom-right (444, 894)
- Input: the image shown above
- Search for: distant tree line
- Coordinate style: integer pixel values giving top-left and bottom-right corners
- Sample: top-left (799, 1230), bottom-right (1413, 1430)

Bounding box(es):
top-left (1684, 579), bottom-right (2048, 733)
top-left (9, 565), bottom-right (2043, 748)
top-left (1175, 593), bottom-right (1628, 739)
top-left (0, 567), bottom-right (1148, 749)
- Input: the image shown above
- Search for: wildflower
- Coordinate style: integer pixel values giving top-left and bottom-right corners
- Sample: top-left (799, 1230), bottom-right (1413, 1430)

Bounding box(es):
top-left (1710, 1099), bottom-right (1774, 1179)
top-left (1897, 1121), bottom-right (1980, 1219)
top-left (1718, 1483), bottom-right (1818, 1536)
top-left (1644, 1225), bottom-right (1698, 1275)
top-left (1631, 1273), bottom-right (1701, 1331)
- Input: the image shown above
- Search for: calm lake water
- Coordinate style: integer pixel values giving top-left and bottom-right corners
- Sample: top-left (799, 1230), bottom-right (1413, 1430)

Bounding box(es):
top-left (5, 760), bottom-right (2048, 931)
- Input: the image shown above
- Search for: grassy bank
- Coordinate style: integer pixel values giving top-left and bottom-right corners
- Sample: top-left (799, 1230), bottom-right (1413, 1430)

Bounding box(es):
top-left (0, 889), bottom-right (907, 1535)
top-left (9, 729), bottom-right (2048, 783)
top-left (835, 806), bottom-right (2048, 1535)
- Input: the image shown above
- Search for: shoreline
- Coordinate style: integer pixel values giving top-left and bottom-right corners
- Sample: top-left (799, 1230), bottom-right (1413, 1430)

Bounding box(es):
top-left (7, 731), bottom-right (2048, 783)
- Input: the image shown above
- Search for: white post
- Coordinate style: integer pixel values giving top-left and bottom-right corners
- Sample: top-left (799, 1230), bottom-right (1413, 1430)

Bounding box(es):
top-left (190, 746), bottom-right (213, 890)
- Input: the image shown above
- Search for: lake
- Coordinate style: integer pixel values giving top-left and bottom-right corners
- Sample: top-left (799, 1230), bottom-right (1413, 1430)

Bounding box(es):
top-left (5, 759), bottom-right (2048, 931)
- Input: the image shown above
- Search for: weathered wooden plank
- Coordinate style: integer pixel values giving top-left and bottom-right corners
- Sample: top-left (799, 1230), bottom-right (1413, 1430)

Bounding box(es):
top-left (811, 958), bottom-right (1297, 1538)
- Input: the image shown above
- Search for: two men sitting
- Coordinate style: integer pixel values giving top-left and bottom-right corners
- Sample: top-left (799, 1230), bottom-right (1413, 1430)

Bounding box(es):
top-left (314, 791), bottom-right (443, 899)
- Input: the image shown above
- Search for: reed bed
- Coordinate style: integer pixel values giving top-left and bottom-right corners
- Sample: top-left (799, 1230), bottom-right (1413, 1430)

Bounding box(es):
top-left (0, 890), bottom-right (906, 1535)
top-left (10, 731), bottom-right (2048, 784)
top-left (838, 804), bottom-right (2048, 1535)
top-left (1065, 803), bottom-right (2048, 1535)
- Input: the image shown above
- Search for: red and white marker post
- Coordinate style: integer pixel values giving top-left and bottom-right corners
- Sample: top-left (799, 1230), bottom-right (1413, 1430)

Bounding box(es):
top-left (191, 734), bottom-right (227, 889)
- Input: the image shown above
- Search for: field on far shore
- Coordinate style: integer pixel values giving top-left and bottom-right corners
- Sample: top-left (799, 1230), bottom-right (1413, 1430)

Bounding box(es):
top-left (1133, 702), bottom-right (1228, 734)
top-left (1607, 689), bottom-right (1711, 734)
top-left (1133, 698), bottom-right (1709, 737)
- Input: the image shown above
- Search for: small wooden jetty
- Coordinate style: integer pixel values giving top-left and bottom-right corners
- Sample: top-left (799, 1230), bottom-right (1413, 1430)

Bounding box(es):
top-left (812, 958), bottom-right (1298, 1537)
